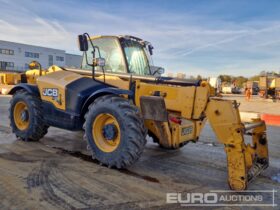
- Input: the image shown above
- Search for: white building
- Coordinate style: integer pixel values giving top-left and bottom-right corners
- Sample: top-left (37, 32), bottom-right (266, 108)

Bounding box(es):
top-left (65, 53), bottom-right (83, 69)
top-left (0, 40), bottom-right (82, 71)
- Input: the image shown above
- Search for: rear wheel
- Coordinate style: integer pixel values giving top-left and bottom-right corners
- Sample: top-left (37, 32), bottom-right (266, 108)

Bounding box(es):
top-left (9, 90), bottom-right (48, 141)
top-left (84, 95), bottom-right (147, 168)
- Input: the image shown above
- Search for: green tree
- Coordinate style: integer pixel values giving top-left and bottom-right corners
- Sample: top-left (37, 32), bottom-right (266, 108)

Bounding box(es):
top-left (219, 75), bottom-right (232, 83)
top-left (249, 75), bottom-right (260, 81)
top-left (234, 76), bottom-right (248, 88)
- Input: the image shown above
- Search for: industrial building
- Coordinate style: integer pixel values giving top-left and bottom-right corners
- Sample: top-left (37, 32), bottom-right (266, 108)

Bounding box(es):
top-left (0, 40), bottom-right (82, 71)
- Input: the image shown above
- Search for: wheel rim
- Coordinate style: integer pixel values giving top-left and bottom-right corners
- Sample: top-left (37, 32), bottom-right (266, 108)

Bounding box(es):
top-left (92, 113), bottom-right (121, 153)
top-left (13, 101), bottom-right (30, 131)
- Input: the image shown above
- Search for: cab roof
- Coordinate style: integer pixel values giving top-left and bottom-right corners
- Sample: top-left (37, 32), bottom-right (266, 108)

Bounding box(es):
top-left (90, 35), bottom-right (151, 46)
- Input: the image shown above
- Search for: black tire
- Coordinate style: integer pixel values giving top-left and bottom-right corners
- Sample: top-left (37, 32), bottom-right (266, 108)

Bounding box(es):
top-left (9, 89), bottom-right (49, 141)
top-left (84, 95), bottom-right (147, 168)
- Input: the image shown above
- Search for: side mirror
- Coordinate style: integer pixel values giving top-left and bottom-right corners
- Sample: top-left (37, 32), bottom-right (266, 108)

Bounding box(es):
top-left (150, 66), bottom-right (165, 76)
top-left (78, 34), bottom-right (88, 51)
top-left (148, 45), bottom-right (154, 55)
top-left (157, 67), bottom-right (165, 75)
top-left (93, 58), bottom-right (106, 67)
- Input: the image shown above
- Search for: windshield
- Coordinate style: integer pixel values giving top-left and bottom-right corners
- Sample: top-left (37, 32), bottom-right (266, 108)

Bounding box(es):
top-left (81, 37), bottom-right (126, 73)
top-left (122, 40), bottom-right (150, 75)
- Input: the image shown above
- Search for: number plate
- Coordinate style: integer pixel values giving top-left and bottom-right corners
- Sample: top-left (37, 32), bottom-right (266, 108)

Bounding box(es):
top-left (181, 126), bottom-right (193, 136)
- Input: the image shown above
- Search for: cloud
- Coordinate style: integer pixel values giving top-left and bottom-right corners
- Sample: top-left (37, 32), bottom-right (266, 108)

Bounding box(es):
top-left (0, 0), bottom-right (280, 76)
top-left (178, 23), bottom-right (280, 56)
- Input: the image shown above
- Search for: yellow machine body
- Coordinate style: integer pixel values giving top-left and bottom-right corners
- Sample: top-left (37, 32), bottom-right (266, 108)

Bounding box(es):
top-left (0, 62), bottom-right (63, 95)
top-left (0, 72), bottom-right (23, 94)
top-left (0, 72), bottom-right (22, 85)
top-left (37, 71), bottom-right (83, 110)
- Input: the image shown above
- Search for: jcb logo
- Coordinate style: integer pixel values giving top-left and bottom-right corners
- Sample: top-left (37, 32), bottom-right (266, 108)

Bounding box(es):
top-left (42, 88), bottom-right (58, 97)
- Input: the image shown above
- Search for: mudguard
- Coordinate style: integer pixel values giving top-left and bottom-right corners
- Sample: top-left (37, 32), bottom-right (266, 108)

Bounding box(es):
top-left (8, 84), bottom-right (40, 96)
top-left (81, 87), bottom-right (133, 114)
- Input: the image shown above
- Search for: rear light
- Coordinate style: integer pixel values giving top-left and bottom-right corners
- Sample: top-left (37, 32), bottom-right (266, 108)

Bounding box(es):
top-left (169, 116), bottom-right (182, 124)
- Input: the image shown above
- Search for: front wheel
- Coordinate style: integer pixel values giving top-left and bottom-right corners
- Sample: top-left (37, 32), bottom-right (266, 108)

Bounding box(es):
top-left (9, 90), bottom-right (48, 141)
top-left (84, 95), bottom-right (147, 168)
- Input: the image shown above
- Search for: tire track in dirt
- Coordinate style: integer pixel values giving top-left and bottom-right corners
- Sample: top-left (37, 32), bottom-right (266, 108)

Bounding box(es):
top-left (27, 160), bottom-right (76, 209)
top-left (26, 158), bottom-right (109, 209)
top-left (51, 167), bottom-right (107, 203)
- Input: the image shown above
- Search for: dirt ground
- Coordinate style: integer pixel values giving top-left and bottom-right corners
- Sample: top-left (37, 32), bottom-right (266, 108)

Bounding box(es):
top-left (0, 95), bottom-right (279, 210)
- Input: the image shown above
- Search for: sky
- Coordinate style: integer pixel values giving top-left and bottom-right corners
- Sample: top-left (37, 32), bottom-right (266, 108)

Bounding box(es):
top-left (1, 0), bottom-right (280, 77)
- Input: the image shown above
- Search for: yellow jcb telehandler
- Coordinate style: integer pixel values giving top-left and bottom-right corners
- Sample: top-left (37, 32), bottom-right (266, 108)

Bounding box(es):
top-left (8, 33), bottom-right (268, 190)
top-left (0, 61), bottom-right (61, 94)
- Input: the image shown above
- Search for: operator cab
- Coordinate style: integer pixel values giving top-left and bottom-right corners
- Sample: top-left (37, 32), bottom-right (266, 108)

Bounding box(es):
top-left (80, 35), bottom-right (164, 77)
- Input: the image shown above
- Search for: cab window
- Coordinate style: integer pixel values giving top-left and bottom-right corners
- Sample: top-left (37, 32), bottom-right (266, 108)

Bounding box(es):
top-left (123, 40), bottom-right (150, 75)
top-left (81, 37), bottom-right (126, 73)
